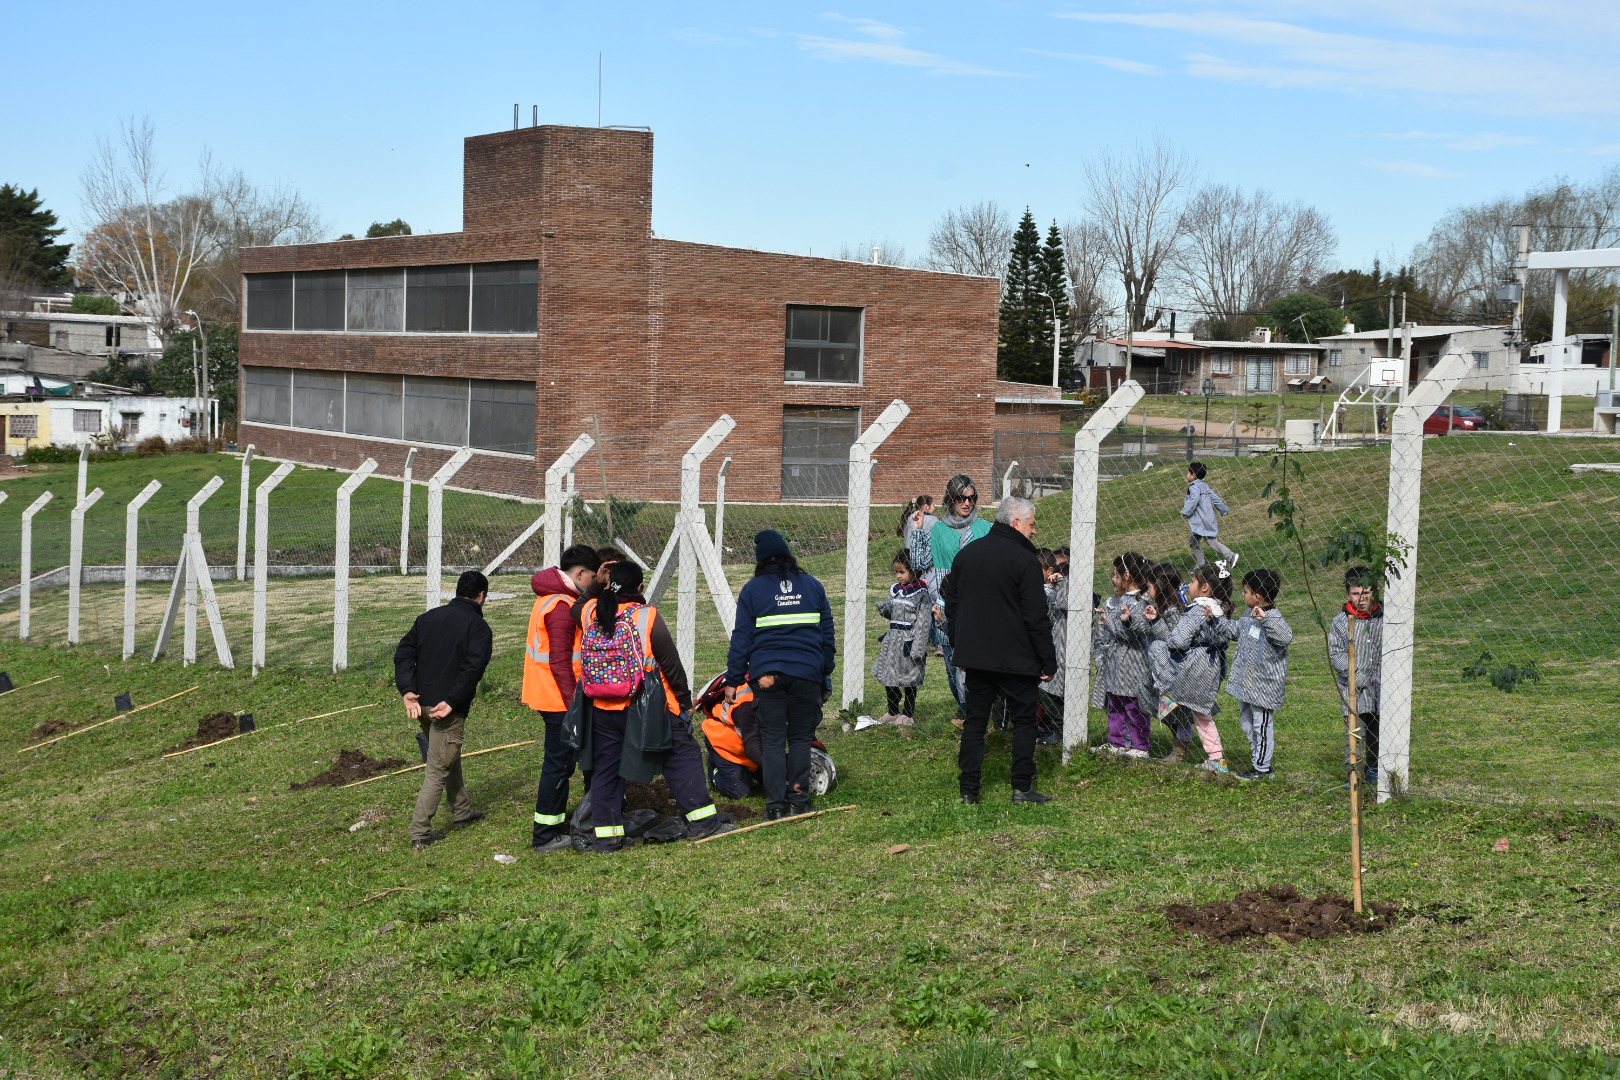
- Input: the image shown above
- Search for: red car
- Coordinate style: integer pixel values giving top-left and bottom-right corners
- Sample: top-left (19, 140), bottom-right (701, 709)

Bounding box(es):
top-left (1424, 405), bottom-right (1487, 435)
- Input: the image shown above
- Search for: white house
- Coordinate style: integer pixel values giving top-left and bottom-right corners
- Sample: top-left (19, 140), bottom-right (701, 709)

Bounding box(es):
top-left (1314, 325), bottom-right (1514, 392)
top-left (39, 396), bottom-right (205, 450)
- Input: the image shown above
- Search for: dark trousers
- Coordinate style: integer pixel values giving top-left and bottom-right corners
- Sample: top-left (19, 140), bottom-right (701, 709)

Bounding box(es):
top-left (935, 622), bottom-right (965, 708)
top-left (532, 711), bottom-right (590, 844)
top-left (756, 673), bottom-right (822, 813)
top-left (588, 705), bottom-right (718, 849)
top-left (958, 669), bottom-right (1040, 798)
top-left (1359, 711), bottom-right (1380, 770)
top-left (885, 686), bottom-right (917, 716)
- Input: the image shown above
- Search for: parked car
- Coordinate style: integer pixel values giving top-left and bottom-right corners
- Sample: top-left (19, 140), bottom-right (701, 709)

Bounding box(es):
top-left (1424, 405), bottom-right (1488, 435)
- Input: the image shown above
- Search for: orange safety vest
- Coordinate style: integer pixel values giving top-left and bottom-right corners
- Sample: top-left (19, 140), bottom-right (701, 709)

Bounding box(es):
top-left (701, 684), bottom-right (757, 770)
top-left (579, 599), bottom-right (682, 715)
top-left (520, 593), bottom-right (577, 712)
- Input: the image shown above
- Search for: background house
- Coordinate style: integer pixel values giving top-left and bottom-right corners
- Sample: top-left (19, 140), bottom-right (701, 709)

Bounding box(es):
top-left (1315, 325), bottom-right (1514, 392)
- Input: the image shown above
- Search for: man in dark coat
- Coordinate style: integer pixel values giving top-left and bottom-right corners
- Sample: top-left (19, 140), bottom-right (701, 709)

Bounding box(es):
top-left (394, 570), bottom-right (494, 849)
top-left (941, 497), bottom-right (1056, 804)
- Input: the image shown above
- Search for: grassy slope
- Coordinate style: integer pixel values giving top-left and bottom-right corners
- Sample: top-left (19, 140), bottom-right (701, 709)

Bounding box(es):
top-left (1, 649), bottom-right (1619, 1079)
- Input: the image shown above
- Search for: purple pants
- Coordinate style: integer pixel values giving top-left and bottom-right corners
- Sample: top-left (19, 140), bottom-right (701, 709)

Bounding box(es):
top-left (1105, 693), bottom-right (1151, 752)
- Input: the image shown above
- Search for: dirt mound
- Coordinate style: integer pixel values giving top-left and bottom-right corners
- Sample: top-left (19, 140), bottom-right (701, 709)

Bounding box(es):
top-left (292, 749), bottom-right (409, 790)
top-left (1165, 883), bottom-right (1398, 945)
top-left (164, 712), bottom-right (241, 754)
top-left (29, 719), bottom-right (72, 740)
top-left (624, 777), bottom-right (757, 822)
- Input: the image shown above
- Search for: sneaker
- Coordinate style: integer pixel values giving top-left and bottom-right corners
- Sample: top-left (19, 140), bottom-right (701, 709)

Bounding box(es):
top-left (1012, 789), bottom-right (1053, 805)
top-left (1365, 765), bottom-right (1379, 786)
top-left (951, 713), bottom-right (966, 731)
top-left (530, 835), bottom-right (572, 854)
top-left (892, 715), bottom-right (916, 727)
top-left (1089, 742), bottom-right (1121, 755)
top-left (411, 830), bottom-right (447, 850)
top-left (1226, 552), bottom-right (1240, 571)
top-left (1235, 768), bottom-right (1273, 782)
top-left (1198, 758), bottom-right (1230, 774)
top-left (788, 802), bottom-right (820, 817)
top-left (451, 810), bottom-right (487, 830)
top-left (1122, 748), bottom-right (1150, 759)
top-left (1037, 730), bottom-right (1061, 746)
top-left (877, 713), bottom-right (900, 725)
top-left (960, 794), bottom-right (980, 805)
top-left (764, 807), bottom-right (789, 821)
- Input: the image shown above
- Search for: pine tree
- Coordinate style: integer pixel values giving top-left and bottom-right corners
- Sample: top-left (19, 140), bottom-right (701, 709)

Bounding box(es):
top-left (0, 185), bottom-right (73, 289)
top-left (1036, 221), bottom-right (1074, 384)
top-left (998, 209), bottom-right (1045, 382)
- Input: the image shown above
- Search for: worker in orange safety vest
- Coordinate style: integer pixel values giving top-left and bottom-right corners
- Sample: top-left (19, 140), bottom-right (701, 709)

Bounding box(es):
top-left (524, 544), bottom-right (602, 852)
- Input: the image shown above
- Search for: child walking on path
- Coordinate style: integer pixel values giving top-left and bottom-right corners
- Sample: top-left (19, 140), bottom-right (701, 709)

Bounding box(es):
top-left (1181, 461), bottom-right (1238, 570)
top-left (1329, 566), bottom-right (1383, 786)
top-left (1095, 551), bottom-right (1155, 758)
top-left (1221, 568), bottom-right (1293, 781)
top-left (1148, 564), bottom-right (1238, 772)
top-left (872, 549), bottom-right (932, 726)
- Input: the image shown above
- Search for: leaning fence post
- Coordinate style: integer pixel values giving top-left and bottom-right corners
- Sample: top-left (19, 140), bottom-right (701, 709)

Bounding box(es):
top-left (714, 456), bottom-right (732, 553)
top-left (563, 472), bottom-right (576, 549)
top-left (1001, 459), bottom-right (1020, 502)
top-left (841, 400), bottom-right (910, 709)
top-left (1063, 381), bottom-right (1144, 762)
top-left (68, 487), bottom-right (105, 645)
top-left (77, 443), bottom-right (89, 506)
top-left (678, 416), bottom-right (736, 681)
top-left (123, 480), bottom-right (162, 659)
top-left (399, 446), bottom-right (417, 575)
top-left (162, 476), bottom-right (223, 665)
top-left (543, 435), bottom-right (595, 569)
top-left (235, 444), bottom-right (254, 580)
top-left (424, 448), bottom-right (473, 609)
top-left (334, 458), bottom-right (379, 672)
top-left (252, 463), bottom-right (295, 674)
top-left (18, 491), bottom-right (54, 641)
top-left (1378, 352), bottom-right (1468, 803)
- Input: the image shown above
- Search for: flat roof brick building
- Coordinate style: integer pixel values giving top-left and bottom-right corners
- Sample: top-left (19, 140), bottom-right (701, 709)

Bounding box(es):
top-left (237, 124), bottom-right (1004, 502)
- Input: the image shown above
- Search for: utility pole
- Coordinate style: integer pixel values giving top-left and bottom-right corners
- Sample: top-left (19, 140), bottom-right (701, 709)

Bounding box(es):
top-left (1399, 292), bottom-right (1409, 403)
top-left (1611, 304), bottom-right (1618, 393)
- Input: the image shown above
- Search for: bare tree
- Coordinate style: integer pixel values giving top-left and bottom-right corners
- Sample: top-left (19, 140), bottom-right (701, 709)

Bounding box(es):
top-left (1174, 184), bottom-right (1337, 338)
top-left (1061, 218), bottom-right (1113, 339)
top-left (830, 237), bottom-right (918, 267)
top-left (199, 170), bottom-right (325, 323)
top-left (924, 200), bottom-right (1013, 277)
top-left (1083, 140), bottom-right (1195, 332)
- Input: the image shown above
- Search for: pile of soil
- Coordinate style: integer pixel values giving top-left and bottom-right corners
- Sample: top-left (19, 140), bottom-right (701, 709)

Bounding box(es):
top-left (28, 719), bottom-right (73, 740)
top-left (1165, 883), bottom-right (1398, 945)
top-left (164, 712), bottom-right (241, 754)
top-left (291, 749), bottom-right (409, 790)
top-left (624, 777), bottom-right (757, 822)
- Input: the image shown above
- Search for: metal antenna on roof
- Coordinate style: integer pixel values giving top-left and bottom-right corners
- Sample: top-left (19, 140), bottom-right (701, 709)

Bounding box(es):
top-left (532, 105), bottom-right (538, 128)
top-left (513, 104), bottom-right (518, 131)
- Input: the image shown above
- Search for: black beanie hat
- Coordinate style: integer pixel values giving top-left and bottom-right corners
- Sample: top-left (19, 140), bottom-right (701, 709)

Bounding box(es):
top-left (754, 530), bottom-right (791, 562)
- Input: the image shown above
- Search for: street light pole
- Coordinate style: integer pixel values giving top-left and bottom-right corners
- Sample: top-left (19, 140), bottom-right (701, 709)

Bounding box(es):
top-left (1037, 291), bottom-right (1061, 388)
top-left (185, 310), bottom-right (210, 450)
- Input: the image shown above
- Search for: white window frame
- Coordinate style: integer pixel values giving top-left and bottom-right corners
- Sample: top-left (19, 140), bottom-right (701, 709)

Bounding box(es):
top-left (1328, 349), bottom-right (1343, 367)
top-left (1284, 353), bottom-right (1313, 376)
top-left (1210, 355), bottom-right (1233, 376)
top-left (1473, 350), bottom-right (1491, 370)
top-left (1246, 356), bottom-right (1274, 392)
top-left (73, 409), bottom-right (103, 433)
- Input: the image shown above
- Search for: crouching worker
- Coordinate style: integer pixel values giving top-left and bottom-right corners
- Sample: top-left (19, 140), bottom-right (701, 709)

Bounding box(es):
top-left (576, 561), bottom-right (735, 850)
top-left (697, 673), bottom-right (839, 801)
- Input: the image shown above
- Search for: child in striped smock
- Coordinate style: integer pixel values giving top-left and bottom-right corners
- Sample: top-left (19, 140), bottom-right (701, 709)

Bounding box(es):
top-left (1148, 563), bottom-right (1238, 772)
top-left (1220, 568), bottom-right (1293, 781)
top-left (1094, 551), bottom-right (1155, 758)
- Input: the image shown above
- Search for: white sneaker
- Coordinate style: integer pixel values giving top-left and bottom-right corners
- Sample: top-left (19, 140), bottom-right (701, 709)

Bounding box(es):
top-left (1122, 748), bottom-right (1150, 759)
top-left (1227, 552), bottom-right (1240, 571)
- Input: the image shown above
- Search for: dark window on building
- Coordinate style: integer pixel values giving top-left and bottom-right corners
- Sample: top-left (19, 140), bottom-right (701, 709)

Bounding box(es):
top-left (781, 405), bottom-right (860, 499)
top-left (245, 273), bottom-right (293, 330)
top-left (345, 372), bottom-right (403, 439)
top-left (346, 269), bottom-right (405, 332)
top-left (292, 370), bottom-right (345, 431)
top-left (403, 375), bottom-right (469, 446)
top-left (242, 366), bottom-right (291, 425)
top-left (470, 379), bottom-right (535, 454)
top-left (471, 261), bottom-right (539, 333)
top-left (407, 265), bottom-right (471, 332)
top-left (294, 270), bottom-right (346, 330)
top-left (785, 305), bottom-right (862, 384)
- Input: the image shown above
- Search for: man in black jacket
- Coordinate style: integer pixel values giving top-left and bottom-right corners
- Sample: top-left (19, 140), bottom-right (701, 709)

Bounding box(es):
top-left (941, 498), bottom-right (1056, 805)
top-left (395, 570), bottom-right (494, 849)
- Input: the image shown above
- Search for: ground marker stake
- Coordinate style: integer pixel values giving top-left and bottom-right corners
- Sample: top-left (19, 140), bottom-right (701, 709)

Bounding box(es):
top-left (18, 686), bottom-right (200, 753)
top-left (692, 804), bottom-right (857, 844)
top-left (0, 675), bottom-right (61, 697)
top-left (161, 703), bottom-right (382, 759)
top-left (340, 739), bottom-right (536, 788)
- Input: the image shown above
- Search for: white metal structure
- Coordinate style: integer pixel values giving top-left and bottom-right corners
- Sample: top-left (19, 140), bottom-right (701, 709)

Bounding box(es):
top-left (235, 445), bottom-right (255, 580)
top-left (153, 476), bottom-right (233, 668)
top-left (713, 456), bottom-right (732, 553)
top-left (122, 481), bottom-right (162, 659)
top-left (484, 435), bottom-right (594, 578)
top-left (1062, 381), bottom-right (1145, 761)
top-left (18, 491), bottom-right (54, 640)
top-left (562, 472), bottom-right (576, 549)
top-left (1001, 459), bottom-right (1019, 502)
top-left (677, 415), bottom-right (736, 680)
top-left (1324, 361), bottom-right (1402, 441)
top-left (1377, 352), bottom-right (1468, 801)
top-left (77, 443), bottom-right (88, 507)
top-left (424, 448), bottom-right (474, 609)
top-left (1525, 247), bottom-right (1620, 432)
top-left (841, 399), bottom-right (911, 708)
top-left (399, 447), bottom-right (418, 575)
top-left (542, 434), bottom-right (595, 569)
top-left (333, 459), bottom-right (379, 671)
top-left (251, 463), bottom-right (296, 674)
top-left (67, 487), bottom-right (106, 644)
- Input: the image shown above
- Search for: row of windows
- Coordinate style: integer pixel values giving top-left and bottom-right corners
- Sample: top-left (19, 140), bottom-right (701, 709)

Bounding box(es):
top-left (245, 263), bottom-right (539, 335)
top-left (241, 367), bottom-right (536, 455)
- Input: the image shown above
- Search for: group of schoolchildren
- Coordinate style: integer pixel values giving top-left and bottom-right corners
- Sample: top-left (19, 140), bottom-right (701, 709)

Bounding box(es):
top-left (866, 461), bottom-right (1385, 785)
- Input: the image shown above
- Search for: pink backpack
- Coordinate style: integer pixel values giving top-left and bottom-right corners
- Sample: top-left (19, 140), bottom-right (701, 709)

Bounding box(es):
top-left (580, 603), bottom-right (654, 700)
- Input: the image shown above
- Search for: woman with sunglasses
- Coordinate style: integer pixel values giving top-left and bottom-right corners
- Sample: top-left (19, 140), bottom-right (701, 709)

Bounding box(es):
top-left (905, 473), bottom-right (991, 722)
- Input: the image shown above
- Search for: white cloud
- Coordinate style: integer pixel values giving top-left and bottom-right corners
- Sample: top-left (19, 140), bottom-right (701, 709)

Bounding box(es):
top-left (1365, 160), bottom-right (1463, 179)
top-left (795, 17), bottom-right (1018, 76)
top-left (1374, 130), bottom-right (1537, 151)
top-left (1022, 48), bottom-right (1158, 75)
top-left (821, 14), bottom-right (908, 41)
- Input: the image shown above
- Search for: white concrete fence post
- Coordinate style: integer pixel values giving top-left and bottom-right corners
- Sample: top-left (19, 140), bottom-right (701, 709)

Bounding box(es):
top-left (333, 458), bottom-right (379, 672)
top-left (1378, 352), bottom-right (1468, 802)
top-left (714, 456), bottom-right (732, 553)
top-left (1002, 459), bottom-right (1019, 502)
top-left (251, 463), bottom-right (296, 675)
top-left (563, 472), bottom-right (576, 549)
top-left (183, 476), bottom-right (223, 664)
top-left (841, 400), bottom-right (911, 709)
top-left (67, 487), bottom-right (106, 645)
top-left (1063, 381), bottom-right (1145, 763)
top-left (77, 443), bottom-right (89, 506)
top-left (18, 491), bottom-right (54, 640)
top-left (235, 444), bottom-right (255, 580)
top-left (152, 476), bottom-right (227, 665)
top-left (399, 446), bottom-right (417, 575)
top-left (123, 480), bottom-right (162, 659)
top-left (542, 435), bottom-right (595, 570)
top-left (424, 448), bottom-right (473, 609)
top-left (677, 416), bottom-right (736, 682)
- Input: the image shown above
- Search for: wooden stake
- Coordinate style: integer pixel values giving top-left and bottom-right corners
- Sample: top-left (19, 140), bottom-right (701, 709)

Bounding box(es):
top-left (0, 675), bottom-right (62, 697)
top-left (161, 703), bottom-right (381, 758)
top-left (1347, 635), bottom-right (1364, 914)
top-left (18, 686), bottom-right (200, 753)
top-left (340, 739), bottom-right (536, 788)
top-left (692, 804), bottom-right (857, 844)
top-left (341, 886), bottom-right (420, 909)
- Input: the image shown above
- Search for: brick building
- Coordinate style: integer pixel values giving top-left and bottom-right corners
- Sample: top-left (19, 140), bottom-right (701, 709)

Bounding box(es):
top-left (237, 124), bottom-right (1002, 503)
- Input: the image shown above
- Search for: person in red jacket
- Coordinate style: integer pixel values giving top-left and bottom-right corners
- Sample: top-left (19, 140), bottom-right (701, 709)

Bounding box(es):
top-left (524, 544), bottom-right (602, 852)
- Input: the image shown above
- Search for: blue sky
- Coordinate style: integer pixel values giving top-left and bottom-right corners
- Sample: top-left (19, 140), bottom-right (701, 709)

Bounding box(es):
top-left (10, 1), bottom-right (1620, 273)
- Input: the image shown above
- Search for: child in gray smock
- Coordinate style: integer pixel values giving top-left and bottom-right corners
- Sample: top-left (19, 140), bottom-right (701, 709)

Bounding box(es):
top-left (1219, 568), bottom-right (1293, 780)
top-left (872, 549), bottom-right (932, 725)
top-left (1181, 461), bottom-right (1238, 570)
